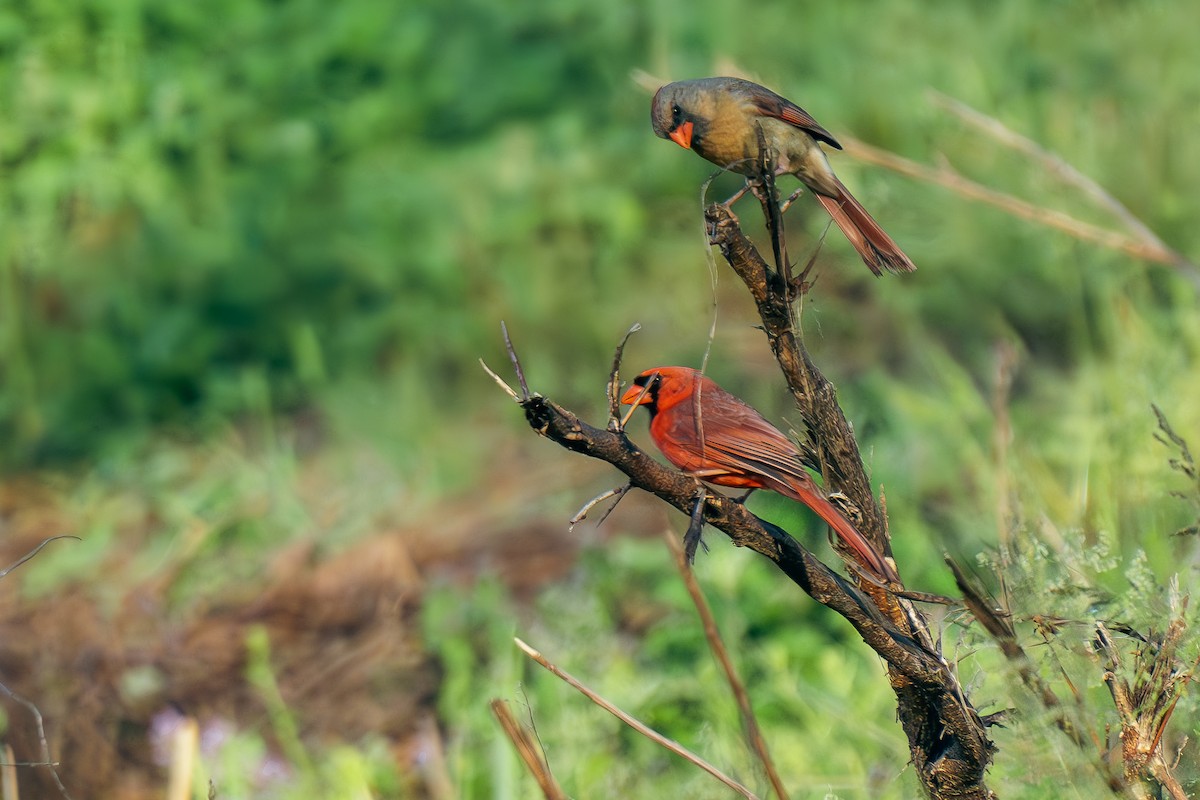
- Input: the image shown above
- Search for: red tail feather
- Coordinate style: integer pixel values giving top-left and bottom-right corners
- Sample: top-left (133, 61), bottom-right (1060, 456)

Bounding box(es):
top-left (816, 181), bottom-right (916, 276)
top-left (780, 478), bottom-right (899, 583)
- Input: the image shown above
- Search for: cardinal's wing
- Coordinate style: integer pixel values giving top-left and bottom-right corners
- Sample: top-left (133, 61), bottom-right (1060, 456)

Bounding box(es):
top-left (687, 395), bottom-right (813, 492)
top-left (738, 80), bottom-right (843, 150)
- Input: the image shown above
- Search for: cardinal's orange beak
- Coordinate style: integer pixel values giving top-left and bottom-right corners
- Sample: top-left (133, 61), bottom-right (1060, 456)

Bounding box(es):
top-left (621, 383), bottom-right (654, 406)
top-left (668, 120), bottom-right (693, 149)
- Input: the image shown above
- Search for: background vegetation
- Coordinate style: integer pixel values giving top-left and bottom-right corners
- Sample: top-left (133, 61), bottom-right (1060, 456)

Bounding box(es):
top-left (1, 0), bottom-right (1198, 797)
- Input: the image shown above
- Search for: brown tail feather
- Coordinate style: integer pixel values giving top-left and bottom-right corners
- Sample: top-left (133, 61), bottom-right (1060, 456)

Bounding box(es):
top-left (815, 180), bottom-right (916, 276)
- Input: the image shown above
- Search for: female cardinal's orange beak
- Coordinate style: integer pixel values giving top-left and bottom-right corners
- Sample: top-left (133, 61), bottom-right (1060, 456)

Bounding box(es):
top-left (620, 384), bottom-right (654, 406)
top-left (668, 121), bottom-right (693, 149)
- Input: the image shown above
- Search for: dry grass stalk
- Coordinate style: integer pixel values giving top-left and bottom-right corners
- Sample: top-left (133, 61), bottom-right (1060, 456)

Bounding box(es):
top-left (2, 744), bottom-right (17, 800)
top-left (165, 717), bottom-right (198, 800)
top-left (663, 528), bottom-right (790, 799)
top-left (513, 637), bottom-right (761, 800)
top-left (842, 135), bottom-right (1197, 283)
top-left (415, 713), bottom-right (456, 800)
top-left (927, 89), bottom-right (1190, 268)
top-left (489, 700), bottom-right (566, 800)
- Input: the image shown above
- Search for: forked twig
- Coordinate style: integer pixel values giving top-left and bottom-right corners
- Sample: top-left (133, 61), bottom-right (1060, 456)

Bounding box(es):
top-left (663, 529), bottom-right (790, 799)
top-left (502, 321), bottom-right (531, 399)
top-left (481, 320), bottom-right (537, 404)
top-left (568, 483), bottom-right (630, 531)
top-left (0, 683), bottom-right (72, 799)
top-left (0, 537), bottom-right (77, 799)
top-left (505, 210), bottom-right (994, 796)
top-left (608, 323), bottom-right (642, 428)
top-left (480, 359), bottom-right (521, 403)
top-left (514, 637), bottom-right (760, 800)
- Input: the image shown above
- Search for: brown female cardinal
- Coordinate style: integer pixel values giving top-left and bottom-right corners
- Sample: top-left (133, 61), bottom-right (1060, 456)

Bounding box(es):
top-left (621, 366), bottom-right (898, 582)
top-left (651, 76), bottom-right (915, 276)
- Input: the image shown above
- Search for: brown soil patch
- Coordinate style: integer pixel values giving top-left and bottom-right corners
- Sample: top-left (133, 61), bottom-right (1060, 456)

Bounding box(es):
top-left (0, 471), bottom-right (647, 798)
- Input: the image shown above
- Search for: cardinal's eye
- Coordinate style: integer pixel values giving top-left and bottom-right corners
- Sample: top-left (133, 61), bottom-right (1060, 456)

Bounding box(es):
top-left (671, 104), bottom-right (682, 121)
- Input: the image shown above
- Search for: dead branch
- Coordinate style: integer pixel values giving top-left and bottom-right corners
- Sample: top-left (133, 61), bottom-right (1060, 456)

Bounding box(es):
top-left (703, 202), bottom-right (992, 798)
top-left (704, 204), bottom-right (891, 558)
top-left (1095, 605), bottom-right (1195, 800)
top-left (502, 342), bottom-right (994, 799)
top-left (494, 203), bottom-right (996, 796)
top-left (508, 378), bottom-right (934, 665)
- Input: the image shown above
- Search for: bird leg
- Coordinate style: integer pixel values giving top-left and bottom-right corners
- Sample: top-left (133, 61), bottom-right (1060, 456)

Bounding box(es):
top-left (683, 483), bottom-right (711, 565)
top-left (732, 488), bottom-right (757, 504)
top-left (721, 182), bottom-right (753, 207)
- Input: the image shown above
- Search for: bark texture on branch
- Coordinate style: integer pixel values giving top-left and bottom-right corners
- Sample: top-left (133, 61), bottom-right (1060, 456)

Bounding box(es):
top-left (503, 206), bottom-right (995, 798)
top-left (705, 203), bottom-right (889, 556)
top-left (704, 202), bottom-right (994, 797)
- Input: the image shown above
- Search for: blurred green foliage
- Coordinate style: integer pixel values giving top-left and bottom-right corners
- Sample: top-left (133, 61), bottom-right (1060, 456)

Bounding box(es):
top-left (6, 0), bottom-right (1200, 796)
top-left (423, 538), bottom-right (914, 797)
top-left (3, 0), bottom-right (1198, 485)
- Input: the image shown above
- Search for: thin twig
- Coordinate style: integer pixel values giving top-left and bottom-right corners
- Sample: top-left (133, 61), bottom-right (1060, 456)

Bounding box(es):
top-left (0, 536), bottom-right (80, 579)
top-left (568, 484), bottom-right (630, 531)
top-left (928, 89), bottom-right (1194, 271)
top-left (608, 323), bottom-right (642, 426)
top-left (663, 529), bottom-right (790, 800)
top-left (946, 557), bottom-right (1084, 745)
top-left (501, 321), bottom-right (530, 399)
top-left (753, 125), bottom-right (790, 285)
top-left (696, 166), bottom-right (732, 377)
top-left (0, 683), bottom-right (72, 799)
top-left (490, 699), bottom-right (567, 800)
top-left (841, 136), bottom-right (1199, 284)
top-left (514, 637), bottom-right (760, 800)
top-left (2, 744), bottom-right (17, 800)
top-left (480, 359), bottom-right (521, 403)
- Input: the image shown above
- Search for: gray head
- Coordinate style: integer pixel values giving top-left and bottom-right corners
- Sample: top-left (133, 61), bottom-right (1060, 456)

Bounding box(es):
top-left (650, 83), bottom-right (684, 140)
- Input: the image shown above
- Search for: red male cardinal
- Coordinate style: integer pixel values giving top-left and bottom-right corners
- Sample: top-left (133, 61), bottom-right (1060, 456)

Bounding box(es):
top-left (651, 77), bottom-right (915, 276)
top-left (622, 366), bottom-right (898, 582)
